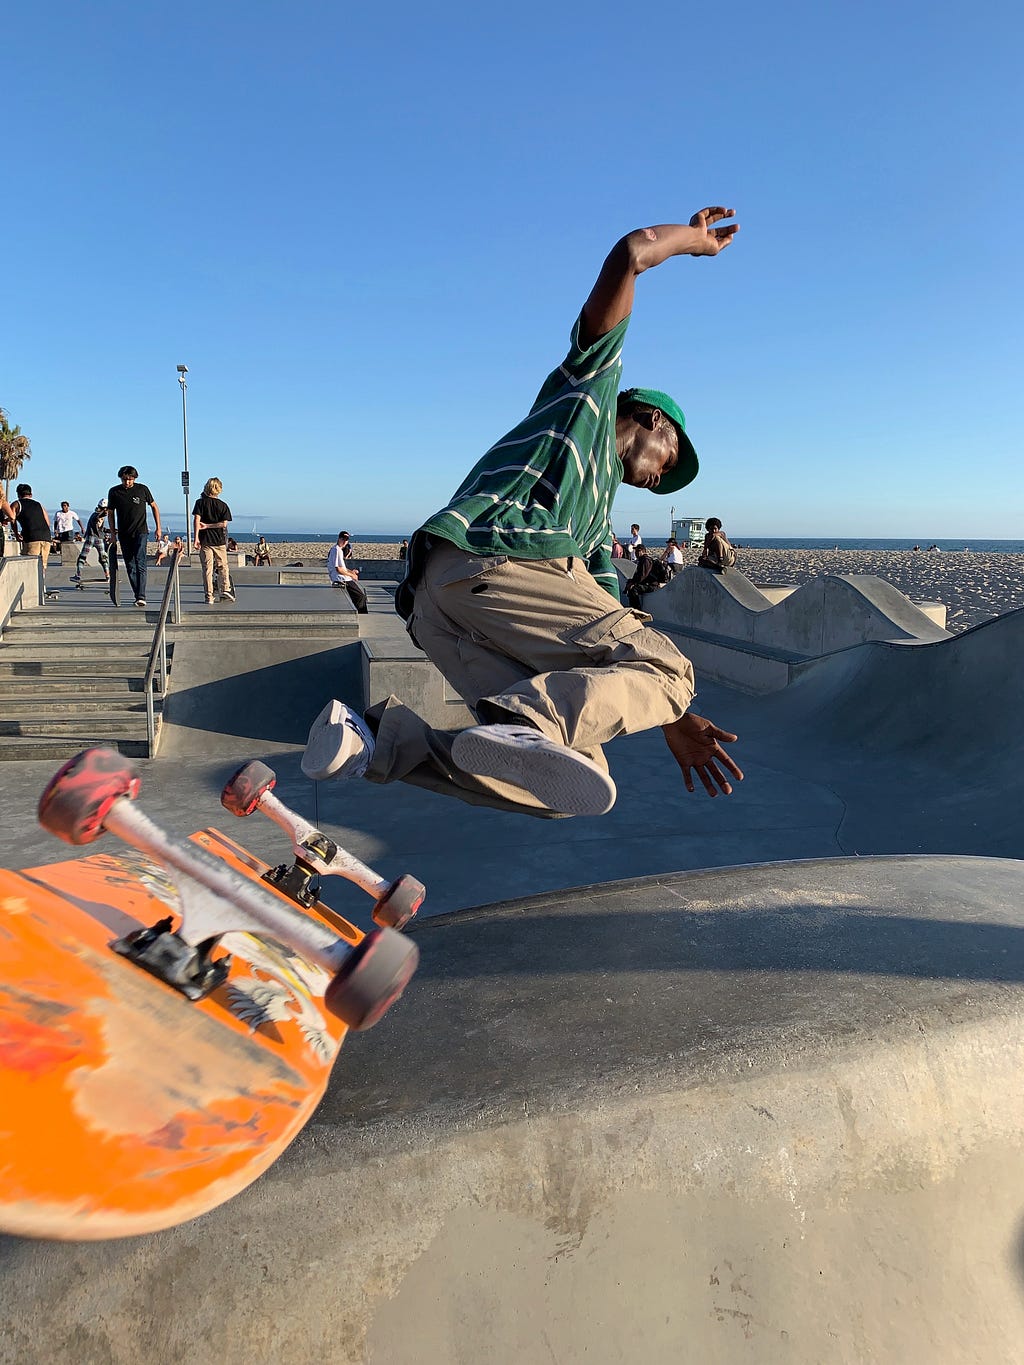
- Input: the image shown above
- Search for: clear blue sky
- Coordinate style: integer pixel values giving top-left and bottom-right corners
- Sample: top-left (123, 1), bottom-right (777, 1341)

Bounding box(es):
top-left (4, 1), bottom-right (1022, 538)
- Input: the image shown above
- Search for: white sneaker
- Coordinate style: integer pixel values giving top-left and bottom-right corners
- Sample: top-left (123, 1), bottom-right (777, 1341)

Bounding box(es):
top-left (450, 724), bottom-right (617, 816)
top-left (302, 700), bottom-right (375, 780)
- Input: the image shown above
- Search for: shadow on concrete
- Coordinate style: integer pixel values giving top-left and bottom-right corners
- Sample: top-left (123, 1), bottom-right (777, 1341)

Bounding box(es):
top-left (161, 643), bottom-right (362, 754)
top-left (406, 902), bottom-right (1024, 985)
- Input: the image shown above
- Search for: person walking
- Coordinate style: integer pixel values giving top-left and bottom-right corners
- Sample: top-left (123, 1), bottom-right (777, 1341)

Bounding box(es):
top-left (302, 206), bottom-right (743, 816)
top-left (70, 500), bottom-right (110, 582)
top-left (192, 477), bottom-right (235, 605)
top-left (106, 466), bottom-right (162, 608)
top-left (627, 523), bottom-right (643, 561)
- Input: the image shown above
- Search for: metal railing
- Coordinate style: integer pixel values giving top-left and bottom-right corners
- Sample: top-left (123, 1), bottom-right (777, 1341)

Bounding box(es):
top-left (143, 548), bottom-right (183, 753)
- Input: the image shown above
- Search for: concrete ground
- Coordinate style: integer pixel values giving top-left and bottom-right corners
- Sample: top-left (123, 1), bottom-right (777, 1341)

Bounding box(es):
top-left (2, 570), bottom-right (1023, 1362)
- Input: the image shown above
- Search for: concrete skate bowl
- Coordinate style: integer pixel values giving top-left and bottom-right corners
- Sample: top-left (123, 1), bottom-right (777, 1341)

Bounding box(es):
top-left (651, 565), bottom-right (950, 654)
top-left (742, 605), bottom-right (1024, 858)
top-left (2, 855), bottom-right (1024, 1363)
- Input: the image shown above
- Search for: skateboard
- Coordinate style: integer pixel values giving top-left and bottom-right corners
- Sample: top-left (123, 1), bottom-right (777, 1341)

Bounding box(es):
top-left (220, 760), bottom-right (425, 923)
top-left (108, 538), bottom-right (119, 606)
top-left (0, 747), bottom-right (421, 1241)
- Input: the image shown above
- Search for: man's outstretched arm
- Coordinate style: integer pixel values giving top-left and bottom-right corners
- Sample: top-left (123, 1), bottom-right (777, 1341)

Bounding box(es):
top-left (580, 208), bottom-right (739, 346)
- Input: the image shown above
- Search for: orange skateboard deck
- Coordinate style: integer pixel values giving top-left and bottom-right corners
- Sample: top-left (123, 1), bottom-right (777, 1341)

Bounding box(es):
top-left (0, 828), bottom-right (362, 1240)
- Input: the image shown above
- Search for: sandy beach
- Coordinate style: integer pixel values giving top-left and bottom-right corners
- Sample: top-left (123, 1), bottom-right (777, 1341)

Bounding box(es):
top-left (259, 542), bottom-right (1024, 635)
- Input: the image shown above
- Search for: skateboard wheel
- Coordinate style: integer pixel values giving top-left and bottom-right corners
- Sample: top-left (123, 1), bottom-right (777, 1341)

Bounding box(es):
top-left (372, 874), bottom-right (426, 930)
top-left (38, 748), bottom-right (141, 845)
top-left (221, 760), bottom-right (277, 817)
top-left (324, 928), bottom-right (419, 1030)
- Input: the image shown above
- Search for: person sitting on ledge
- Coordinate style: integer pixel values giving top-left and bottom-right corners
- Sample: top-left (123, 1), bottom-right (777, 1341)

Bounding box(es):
top-left (254, 535), bottom-right (272, 566)
top-left (327, 531), bottom-right (368, 613)
top-left (697, 517), bottom-right (736, 572)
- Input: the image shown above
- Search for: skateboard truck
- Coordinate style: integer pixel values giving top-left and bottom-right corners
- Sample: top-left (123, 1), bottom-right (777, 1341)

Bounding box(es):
top-left (37, 749), bottom-right (418, 1028)
top-left (111, 915), bottom-right (229, 1001)
top-left (220, 760), bottom-right (425, 929)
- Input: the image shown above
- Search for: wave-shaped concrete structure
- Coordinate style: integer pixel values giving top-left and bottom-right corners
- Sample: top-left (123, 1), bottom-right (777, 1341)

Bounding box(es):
top-left (641, 565), bottom-right (949, 691)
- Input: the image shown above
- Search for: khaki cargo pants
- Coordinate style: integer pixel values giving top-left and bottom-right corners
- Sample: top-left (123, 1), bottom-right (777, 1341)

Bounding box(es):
top-left (365, 540), bottom-right (695, 816)
top-left (199, 543), bottom-right (232, 603)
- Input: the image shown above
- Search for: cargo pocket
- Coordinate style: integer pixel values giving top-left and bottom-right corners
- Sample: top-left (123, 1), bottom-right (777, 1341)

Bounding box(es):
top-left (562, 607), bottom-right (651, 663)
top-left (429, 552), bottom-right (510, 591)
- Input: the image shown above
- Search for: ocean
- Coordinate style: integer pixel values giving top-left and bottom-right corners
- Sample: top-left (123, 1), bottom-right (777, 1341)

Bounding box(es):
top-left (159, 524), bottom-right (1024, 554)
top-left (214, 532), bottom-right (1024, 554)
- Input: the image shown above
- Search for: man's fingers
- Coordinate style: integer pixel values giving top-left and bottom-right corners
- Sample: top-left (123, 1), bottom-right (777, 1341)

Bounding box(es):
top-left (707, 725), bottom-right (739, 743)
top-left (711, 745), bottom-right (744, 781)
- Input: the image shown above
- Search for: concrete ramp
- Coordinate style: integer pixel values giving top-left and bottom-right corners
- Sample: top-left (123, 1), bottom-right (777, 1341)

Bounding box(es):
top-left (653, 565), bottom-right (949, 653)
top-left (732, 605), bottom-right (1024, 859)
top-left (3, 855), bottom-right (1024, 1362)
top-left (771, 602), bottom-right (1024, 759)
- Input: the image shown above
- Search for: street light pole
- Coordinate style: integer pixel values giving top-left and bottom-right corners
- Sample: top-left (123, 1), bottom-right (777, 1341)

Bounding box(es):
top-left (176, 365), bottom-right (190, 558)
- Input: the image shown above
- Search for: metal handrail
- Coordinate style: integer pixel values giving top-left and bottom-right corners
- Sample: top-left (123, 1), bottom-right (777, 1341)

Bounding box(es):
top-left (143, 548), bottom-right (184, 753)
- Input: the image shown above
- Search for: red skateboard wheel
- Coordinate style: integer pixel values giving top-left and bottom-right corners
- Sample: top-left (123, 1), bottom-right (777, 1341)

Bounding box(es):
top-left (324, 928), bottom-right (419, 1030)
top-left (372, 874), bottom-right (426, 930)
top-left (221, 760), bottom-right (277, 817)
top-left (38, 748), bottom-right (141, 846)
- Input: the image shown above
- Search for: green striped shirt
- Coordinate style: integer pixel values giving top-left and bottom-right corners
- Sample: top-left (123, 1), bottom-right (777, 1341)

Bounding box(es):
top-left (413, 314), bottom-right (629, 602)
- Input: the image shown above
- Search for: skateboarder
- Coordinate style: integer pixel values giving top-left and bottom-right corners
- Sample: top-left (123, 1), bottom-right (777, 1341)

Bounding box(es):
top-left (304, 208), bottom-right (744, 817)
top-left (106, 466), bottom-right (162, 608)
top-left (70, 501), bottom-right (110, 583)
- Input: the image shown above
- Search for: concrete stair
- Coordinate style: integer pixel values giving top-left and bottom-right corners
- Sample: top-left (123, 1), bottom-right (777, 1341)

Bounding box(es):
top-left (0, 608), bottom-right (164, 760)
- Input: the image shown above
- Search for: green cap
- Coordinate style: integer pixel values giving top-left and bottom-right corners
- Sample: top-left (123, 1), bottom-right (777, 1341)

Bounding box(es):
top-left (619, 387), bottom-right (699, 495)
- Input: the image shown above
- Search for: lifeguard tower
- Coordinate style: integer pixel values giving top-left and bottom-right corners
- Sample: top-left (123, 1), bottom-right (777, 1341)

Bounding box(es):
top-left (670, 515), bottom-right (706, 548)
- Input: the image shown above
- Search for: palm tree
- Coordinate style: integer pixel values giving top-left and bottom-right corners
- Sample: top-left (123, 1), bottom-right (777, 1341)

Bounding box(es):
top-left (0, 408), bottom-right (32, 499)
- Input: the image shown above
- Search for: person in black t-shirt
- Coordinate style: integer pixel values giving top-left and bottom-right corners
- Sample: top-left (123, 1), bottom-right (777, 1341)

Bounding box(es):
top-left (1, 484), bottom-right (52, 584)
top-left (192, 476), bottom-right (235, 605)
top-left (106, 466), bottom-right (162, 607)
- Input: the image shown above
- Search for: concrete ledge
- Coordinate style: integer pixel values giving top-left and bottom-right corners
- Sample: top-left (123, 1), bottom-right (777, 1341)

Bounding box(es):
top-left (275, 559), bottom-right (404, 585)
top-left (0, 557), bottom-right (41, 635)
top-left (659, 624), bottom-right (803, 694)
top-left (361, 637), bottom-right (474, 729)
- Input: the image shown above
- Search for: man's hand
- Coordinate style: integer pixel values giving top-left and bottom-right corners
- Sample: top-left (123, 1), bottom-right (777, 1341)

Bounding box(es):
top-left (662, 711), bottom-right (744, 797)
top-left (580, 208), bottom-right (740, 343)
top-left (687, 207), bottom-right (739, 257)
